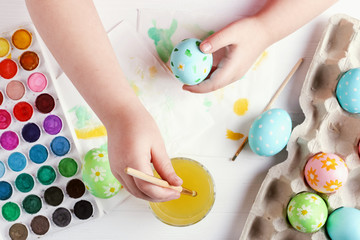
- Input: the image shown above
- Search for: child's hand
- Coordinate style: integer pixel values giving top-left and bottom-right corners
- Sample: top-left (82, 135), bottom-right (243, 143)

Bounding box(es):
top-left (183, 17), bottom-right (271, 93)
top-left (105, 103), bottom-right (183, 202)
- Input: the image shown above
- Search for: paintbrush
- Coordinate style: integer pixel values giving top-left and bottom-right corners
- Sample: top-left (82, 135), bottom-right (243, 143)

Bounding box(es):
top-left (124, 167), bottom-right (197, 197)
top-left (231, 58), bottom-right (304, 161)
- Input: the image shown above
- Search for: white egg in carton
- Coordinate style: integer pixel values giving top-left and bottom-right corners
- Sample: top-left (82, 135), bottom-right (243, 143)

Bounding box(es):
top-left (240, 14), bottom-right (360, 240)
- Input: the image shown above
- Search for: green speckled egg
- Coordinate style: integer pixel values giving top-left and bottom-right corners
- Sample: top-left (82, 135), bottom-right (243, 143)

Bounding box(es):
top-left (287, 192), bottom-right (328, 233)
top-left (170, 38), bottom-right (213, 85)
top-left (82, 147), bottom-right (121, 199)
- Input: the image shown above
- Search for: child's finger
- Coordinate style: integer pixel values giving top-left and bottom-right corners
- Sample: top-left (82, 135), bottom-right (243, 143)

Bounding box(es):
top-left (151, 143), bottom-right (183, 187)
top-left (130, 161), bottom-right (181, 201)
top-left (120, 167), bottom-right (180, 202)
top-left (200, 23), bottom-right (236, 54)
top-left (182, 54), bottom-right (240, 93)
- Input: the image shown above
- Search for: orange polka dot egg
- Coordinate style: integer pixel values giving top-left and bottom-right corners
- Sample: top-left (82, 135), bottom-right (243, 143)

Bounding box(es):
top-left (304, 153), bottom-right (348, 193)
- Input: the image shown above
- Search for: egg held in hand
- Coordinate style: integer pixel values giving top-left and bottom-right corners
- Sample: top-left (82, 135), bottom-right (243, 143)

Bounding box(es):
top-left (304, 152), bottom-right (348, 193)
top-left (287, 192), bottom-right (328, 233)
top-left (248, 108), bottom-right (292, 156)
top-left (170, 38), bottom-right (213, 85)
top-left (82, 147), bottom-right (122, 199)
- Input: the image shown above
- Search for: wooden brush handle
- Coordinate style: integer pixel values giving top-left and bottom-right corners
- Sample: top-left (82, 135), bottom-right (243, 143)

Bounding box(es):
top-left (125, 167), bottom-right (182, 192)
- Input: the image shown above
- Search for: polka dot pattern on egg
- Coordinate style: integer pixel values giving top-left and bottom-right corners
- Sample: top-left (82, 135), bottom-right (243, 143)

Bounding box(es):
top-left (336, 68), bottom-right (360, 114)
top-left (248, 108), bottom-right (292, 156)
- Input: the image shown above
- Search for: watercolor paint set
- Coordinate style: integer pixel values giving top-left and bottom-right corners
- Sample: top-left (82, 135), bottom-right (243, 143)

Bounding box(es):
top-left (0, 25), bottom-right (102, 239)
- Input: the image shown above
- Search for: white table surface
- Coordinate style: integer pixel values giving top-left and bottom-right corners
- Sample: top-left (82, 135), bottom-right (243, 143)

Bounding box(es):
top-left (0, 0), bottom-right (358, 239)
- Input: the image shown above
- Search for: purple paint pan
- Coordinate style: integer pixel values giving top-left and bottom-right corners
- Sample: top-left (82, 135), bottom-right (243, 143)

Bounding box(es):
top-left (43, 115), bottom-right (62, 135)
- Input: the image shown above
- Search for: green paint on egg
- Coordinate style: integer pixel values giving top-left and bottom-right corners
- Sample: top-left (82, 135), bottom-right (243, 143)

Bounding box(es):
top-left (185, 49), bottom-right (192, 57)
top-left (82, 147), bottom-right (121, 199)
top-left (203, 56), bottom-right (207, 61)
top-left (195, 78), bottom-right (201, 83)
top-left (287, 192), bottom-right (328, 233)
top-left (193, 65), bottom-right (197, 74)
top-left (171, 61), bottom-right (174, 67)
top-left (196, 41), bottom-right (200, 46)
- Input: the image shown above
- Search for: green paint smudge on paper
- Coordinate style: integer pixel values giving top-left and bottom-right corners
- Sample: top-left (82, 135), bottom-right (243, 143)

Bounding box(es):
top-left (203, 97), bottom-right (212, 109)
top-left (69, 105), bottom-right (107, 139)
top-left (69, 105), bottom-right (93, 129)
top-left (148, 19), bottom-right (177, 63)
top-left (202, 30), bottom-right (215, 40)
top-left (183, 23), bottom-right (214, 40)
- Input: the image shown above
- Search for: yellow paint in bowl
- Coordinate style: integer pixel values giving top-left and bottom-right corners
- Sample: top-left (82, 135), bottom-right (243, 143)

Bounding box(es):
top-left (0, 38), bottom-right (10, 57)
top-left (149, 158), bottom-right (215, 226)
top-left (12, 29), bottom-right (32, 50)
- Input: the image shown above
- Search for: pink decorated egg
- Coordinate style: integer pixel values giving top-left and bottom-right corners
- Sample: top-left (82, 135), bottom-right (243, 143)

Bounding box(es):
top-left (304, 153), bottom-right (348, 193)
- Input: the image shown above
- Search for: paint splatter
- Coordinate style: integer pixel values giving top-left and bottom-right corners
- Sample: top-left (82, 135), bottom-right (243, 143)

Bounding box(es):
top-left (69, 106), bottom-right (93, 129)
top-left (135, 66), bottom-right (145, 80)
top-left (75, 126), bottom-right (107, 139)
top-left (226, 129), bottom-right (244, 140)
top-left (148, 19), bottom-right (177, 63)
top-left (183, 23), bottom-right (214, 40)
top-left (252, 51), bottom-right (268, 70)
top-left (149, 66), bottom-right (157, 78)
top-left (130, 82), bottom-right (140, 96)
top-left (203, 97), bottom-right (212, 109)
top-left (233, 98), bottom-right (249, 116)
top-left (69, 105), bottom-right (107, 139)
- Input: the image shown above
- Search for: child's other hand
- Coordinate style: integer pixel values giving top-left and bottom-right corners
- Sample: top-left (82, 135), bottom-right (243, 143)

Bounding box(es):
top-left (183, 17), bottom-right (271, 93)
top-left (105, 104), bottom-right (183, 202)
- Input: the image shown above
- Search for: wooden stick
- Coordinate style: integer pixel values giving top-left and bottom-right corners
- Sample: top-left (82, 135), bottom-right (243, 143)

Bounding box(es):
top-left (124, 167), bottom-right (197, 197)
top-left (231, 58), bottom-right (304, 161)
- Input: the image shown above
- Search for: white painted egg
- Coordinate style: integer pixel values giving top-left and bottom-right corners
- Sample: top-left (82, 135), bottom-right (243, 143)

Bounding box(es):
top-left (248, 108), bottom-right (292, 156)
top-left (170, 38), bottom-right (213, 85)
top-left (336, 68), bottom-right (360, 114)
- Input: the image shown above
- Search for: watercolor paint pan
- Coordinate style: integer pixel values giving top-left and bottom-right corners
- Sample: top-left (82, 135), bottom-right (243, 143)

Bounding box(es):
top-left (0, 25), bottom-right (102, 240)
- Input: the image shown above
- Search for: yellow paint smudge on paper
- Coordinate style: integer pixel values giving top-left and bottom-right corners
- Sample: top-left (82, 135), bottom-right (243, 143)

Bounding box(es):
top-left (252, 51), bottom-right (268, 70)
top-left (149, 66), bottom-right (157, 78)
top-left (226, 129), bottom-right (244, 140)
top-left (213, 88), bottom-right (224, 102)
top-left (75, 125), bottom-right (107, 139)
top-left (233, 98), bottom-right (249, 116)
top-left (130, 82), bottom-right (140, 96)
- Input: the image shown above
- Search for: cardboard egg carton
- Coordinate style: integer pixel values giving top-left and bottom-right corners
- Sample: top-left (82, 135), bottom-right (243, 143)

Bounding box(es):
top-left (240, 14), bottom-right (360, 240)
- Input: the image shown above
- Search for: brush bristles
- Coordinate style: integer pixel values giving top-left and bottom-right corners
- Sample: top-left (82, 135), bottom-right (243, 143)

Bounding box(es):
top-left (181, 187), bottom-right (197, 197)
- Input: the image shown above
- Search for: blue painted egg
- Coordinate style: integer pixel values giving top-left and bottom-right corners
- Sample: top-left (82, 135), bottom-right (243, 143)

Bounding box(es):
top-left (170, 38), bottom-right (213, 85)
top-left (336, 68), bottom-right (360, 114)
top-left (326, 207), bottom-right (360, 239)
top-left (248, 108), bottom-right (292, 156)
